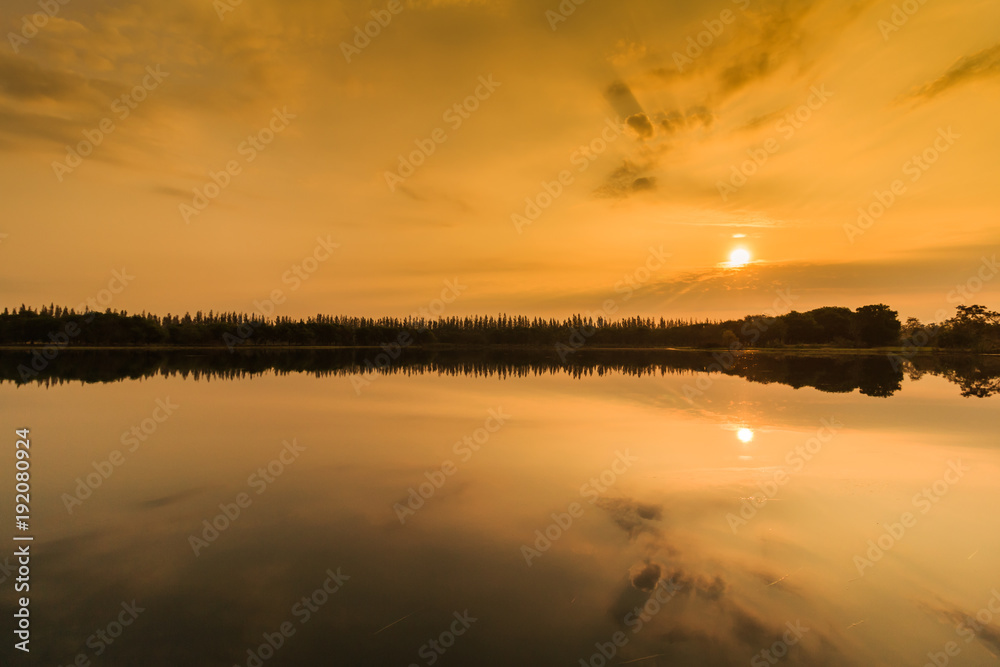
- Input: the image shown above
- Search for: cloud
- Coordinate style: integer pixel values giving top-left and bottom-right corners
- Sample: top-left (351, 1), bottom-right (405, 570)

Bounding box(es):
top-left (653, 106), bottom-right (715, 135)
top-left (0, 108), bottom-right (85, 148)
top-left (905, 42), bottom-right (1000, 101)
top-left (591, 99), bottom-right (712, 198)
top-left (919, 599), bottom-right (1000, 656)
top-left (655, 566), bottom-right (729, 603)
top-left (629, 561), bottom-right (663, 591)
top-left (604, 558), bottom-right (833, 665)
top-left (595, 497), bottom-right (663, 538)
top-left (685, 105), bottom-right (714, 128)
top-left (719, 51), bottom-right (773, 93)
top-left (626, 112), bottom-right (655, 139)
top-left (737, 107), bottom-right (788, 131)
top-left (586, 491), bottom-right (840, 664)
top-left (152, 184), bottom-right (192, 199)
top-left (631, 176), bottom-right (657, 191)
top-left (660, 110), bottom-right (687, 134)
top-left (0, 53), bottom-right (96, 101)
top-left (609, 38), bottom-right (648, 66)
top-left (642, 0), bottom-right (824, 94)
top-left (595, 159), bottom-right (659, 198)
top-left (624, 107), bottom-right (714, 141)
top-left (603, 80), bottom-right (645, 120)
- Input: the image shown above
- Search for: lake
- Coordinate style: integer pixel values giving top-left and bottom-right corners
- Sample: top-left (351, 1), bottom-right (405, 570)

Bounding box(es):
top-left (1, 350), bottom-right (998, 666)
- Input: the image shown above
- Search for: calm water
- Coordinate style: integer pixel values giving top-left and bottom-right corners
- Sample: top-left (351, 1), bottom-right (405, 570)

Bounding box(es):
top-left (1, 351), bottom-right (999, 666)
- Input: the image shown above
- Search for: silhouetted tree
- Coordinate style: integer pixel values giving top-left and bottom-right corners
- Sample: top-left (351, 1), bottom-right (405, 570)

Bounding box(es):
top-left (854, 304), bottom-right (901, 346)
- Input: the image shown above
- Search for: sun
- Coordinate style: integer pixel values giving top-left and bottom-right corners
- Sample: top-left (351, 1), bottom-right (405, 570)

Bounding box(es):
top-left (737, 428), bottom-right (754, 443)
top-left (729, 248), bottom-right (751, 267)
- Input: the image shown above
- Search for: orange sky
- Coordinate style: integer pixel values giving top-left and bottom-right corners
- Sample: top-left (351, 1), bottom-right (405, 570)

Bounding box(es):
top-left (1, 0), bottom-right (998, 322)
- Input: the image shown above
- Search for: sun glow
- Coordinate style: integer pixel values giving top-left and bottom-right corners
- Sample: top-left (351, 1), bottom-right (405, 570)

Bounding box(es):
top-left (729, 248), bottom-right (751, 267)
top-left (737, 428), bottom-right (754, 443)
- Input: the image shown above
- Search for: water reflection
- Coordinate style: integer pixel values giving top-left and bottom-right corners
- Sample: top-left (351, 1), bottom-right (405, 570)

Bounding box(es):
top-left (0, 354), bottom-right (997, 665)
top-left (2, 348), bottom-right (999, 398)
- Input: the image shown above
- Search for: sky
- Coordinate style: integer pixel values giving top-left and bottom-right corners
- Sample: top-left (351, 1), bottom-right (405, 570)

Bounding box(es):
top-left (1, 0), bottom-right (998, 323)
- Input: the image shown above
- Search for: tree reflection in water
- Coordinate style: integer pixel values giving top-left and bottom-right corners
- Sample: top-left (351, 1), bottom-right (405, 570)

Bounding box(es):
top-left (1, 349), bottom-right (997, 398)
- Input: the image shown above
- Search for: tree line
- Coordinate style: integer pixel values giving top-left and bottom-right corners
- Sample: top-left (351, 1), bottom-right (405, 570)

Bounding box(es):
top-left (0, 303), bottom-right (997, 351)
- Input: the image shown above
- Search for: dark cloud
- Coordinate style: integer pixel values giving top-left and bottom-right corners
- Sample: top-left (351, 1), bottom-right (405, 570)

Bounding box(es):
top-left (738, 108), bottom-right (787, 131)
top-left (152, 184), bottom-right (192, 199)
top-left (592, 105), bottom-right (709, 199)
top-left (602, 560), bottom-right (834, 666)
top-left (595, 160), bottom-right (659, 199)
top-left (664, 568), bottom-right (727, 601)
top-left (643, 0), bottom-right (815, 90)
top-left (714, 0), bottom-right (826, 94)
top-left (0, 53), bottom-right (123, 153)
top-left (655, 106), bottom-right (714, 134)
top-left (906, 42), bottom-right (1000, 101)
top-left (630, 561), bottom-right (663, 592)
top-left (727, 605), bottom-right (774, 647)
top-left (686, 105), bottom-right (714, 128)
top-left (0, 53), bottom-right (93, 101)
top-left (612, 103), bottom-right (716, 140)
top-left (720, 51), bottom-right (773, 93)
top-left (0, 108), bottom-right (84, 148)
top-left (603, 80), bottom-right (644, 120)
top-left (136, 488), bottom-right (202, 509)
top-left (594, 497), bottom-right (663, 537)
top-left (631, 176), bottom-right (657, 191)
top-left (626, 112), bottom-right (655, 139)
top-left (660, 110), bottom-right (687, 134)
top-left (920, 599), bottom-right (1000, 656)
